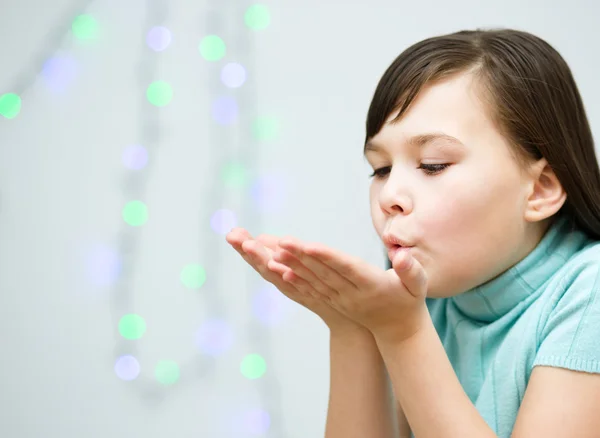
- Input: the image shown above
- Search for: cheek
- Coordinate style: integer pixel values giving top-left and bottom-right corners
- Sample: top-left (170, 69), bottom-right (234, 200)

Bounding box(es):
top-left (369, 186), bottom-right (384, 231)
top-left (418, 171), bottom-right (525, 295)
top-left (420, 166), bottom-right (524, 234)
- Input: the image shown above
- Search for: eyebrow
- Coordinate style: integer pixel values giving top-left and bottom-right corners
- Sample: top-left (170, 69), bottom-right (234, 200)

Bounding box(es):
top-left (364, 132), bottom-right (464, 155)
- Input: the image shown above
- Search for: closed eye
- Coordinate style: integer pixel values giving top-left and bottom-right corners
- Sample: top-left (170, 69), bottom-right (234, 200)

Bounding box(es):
top-left (369, 163), bottom-right (450, 179)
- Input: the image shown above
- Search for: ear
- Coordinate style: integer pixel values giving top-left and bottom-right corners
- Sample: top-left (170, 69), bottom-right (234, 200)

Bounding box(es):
top-left (523, 158), bottom-right (567, 223)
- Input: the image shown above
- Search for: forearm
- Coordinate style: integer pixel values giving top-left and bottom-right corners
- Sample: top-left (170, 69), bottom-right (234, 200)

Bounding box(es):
top-left (376, 313), bottom-right (497, 438)
top-left (325, 327), bottom-right (397, 438)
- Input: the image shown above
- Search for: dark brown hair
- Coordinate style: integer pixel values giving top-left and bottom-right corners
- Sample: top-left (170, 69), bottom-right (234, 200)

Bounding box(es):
top-left (366, 28), bottom-right (600, 240)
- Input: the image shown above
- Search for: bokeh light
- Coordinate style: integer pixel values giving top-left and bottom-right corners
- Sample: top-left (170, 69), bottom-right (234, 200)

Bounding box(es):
top-left (210, 209), bottom-right (237, 234)
top-left (240, 354), bottom-right (266, 379)
top-left (42, 55), bottom-right (77, 93)
top-left (86, 244), bottom-right (121, 286)
top-left (252, 116), bottom-right (279, 141)
top-left (221, 63), bottom-right (247, 88)
top-left (147, 81), bottom-right (173, 107)
top-left (199, 35), bottom-right (226, 61)
top-left (242, 408), bottom-right (271, 435)
top-left (155, 360), bottom-right (180, 385)
top-left (252, 284), bottom-right (295, 327)
top-left (122, 201), bottom-right (148, 226)
top-left (212, 96), bottom-right (238, 125)
top-left (250, 173), bottom-right (286, 212)
top-left (147, 26), bottom-right (172, 51)
top-left (119, 314), bottom-right (147, 340)
top-left (0, 93), bottom-right (21, 119)
top-left (221, 162), bottom-right (248, 188)
top-left (195, 319), bottom-right (234, 356)
top-left (114, 355), bottom-right (141, 381)
top-left (122, 145), bottom-right (148, 170)
top-left (245, 5), bottom-right (271, 30)
top-left (180, 264), bottom-right (206, 289)
top-left (72, 14), bottom-right (98, 40)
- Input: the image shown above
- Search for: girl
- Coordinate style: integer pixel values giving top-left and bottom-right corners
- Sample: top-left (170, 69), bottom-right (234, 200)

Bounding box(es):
top-left (226, 28), bottom-right (600, 437)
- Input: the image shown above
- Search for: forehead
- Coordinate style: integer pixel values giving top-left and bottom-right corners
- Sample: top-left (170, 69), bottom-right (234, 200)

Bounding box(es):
top-left (367, 73), bottom-right (499, 151)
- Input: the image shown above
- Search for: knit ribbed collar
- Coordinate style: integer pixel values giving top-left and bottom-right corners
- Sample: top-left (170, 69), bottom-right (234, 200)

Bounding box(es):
top-left (450, 214), bottom-right (589, 323)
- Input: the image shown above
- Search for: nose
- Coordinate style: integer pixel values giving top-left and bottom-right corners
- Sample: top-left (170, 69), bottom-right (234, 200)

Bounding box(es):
top-left (378, 178), bottom-right (413, 216)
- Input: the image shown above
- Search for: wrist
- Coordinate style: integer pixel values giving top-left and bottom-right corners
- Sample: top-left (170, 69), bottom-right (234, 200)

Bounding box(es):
top-left (373, 304), bottom-right (432, 349)
top-left (328, 322), bottom-right (373, 342)
top-left (329, 325), bottom-right (380, 354)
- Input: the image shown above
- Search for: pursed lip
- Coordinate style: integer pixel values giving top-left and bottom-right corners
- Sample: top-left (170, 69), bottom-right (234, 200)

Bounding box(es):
top-left (382, 233), bottom-right (414, 250)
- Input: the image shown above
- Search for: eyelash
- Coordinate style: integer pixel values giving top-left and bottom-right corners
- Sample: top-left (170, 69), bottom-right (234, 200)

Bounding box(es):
top-left (369, 163), bottom-right (450, 179)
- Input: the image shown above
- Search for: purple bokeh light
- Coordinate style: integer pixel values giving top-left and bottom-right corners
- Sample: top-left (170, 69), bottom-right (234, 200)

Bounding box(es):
top-left (122, 145), bottom-right (148, 170)
top-left (210, 209), bottom-right (237, 235)
top-left (250, 173), bottom-right (286, 213)
top-left (146, 26), bottom-right (172, 51)
top-left (86, 244), bottom-right (121, 286)
top-left (212, 96), bottom-right (238, 125)
top-left (114, 355), bottom-right (141, 381)
top-left (242, 409), bottom-right (271, 435)
top-left (195, 319), bottom-right (234, 356)
top-left (42, 55), bottom-right (78, 93)
top-left (221, 63), bottom-right (247, 88)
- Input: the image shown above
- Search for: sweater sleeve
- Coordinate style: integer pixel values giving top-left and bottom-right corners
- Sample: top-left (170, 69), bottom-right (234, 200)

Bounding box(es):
top-left (533, 264), bottom-right (600, 373)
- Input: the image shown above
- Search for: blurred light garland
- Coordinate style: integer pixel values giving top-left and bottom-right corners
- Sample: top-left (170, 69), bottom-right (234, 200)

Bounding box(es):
top-left (109, 4), bottom-right (287, 434)
top-left (109, 0), bottom-right (226, 403)
top-left (225, 2), bottom-right (287, 436)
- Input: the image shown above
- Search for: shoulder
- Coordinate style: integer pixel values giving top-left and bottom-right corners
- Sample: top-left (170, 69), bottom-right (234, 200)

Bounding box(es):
top-left (533, 239), bottom-right (600, 373)
top-left (540, 239), bottom-right (600, 318)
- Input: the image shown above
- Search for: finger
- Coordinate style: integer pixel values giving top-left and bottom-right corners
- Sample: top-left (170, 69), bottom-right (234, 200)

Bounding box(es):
top-left (242, 240), bottom-right (296, 285)
top-left (226, 230), bottom-right (318, 306)
top-left (242, 239), bottom-right (271, 262)
top-left (266, 257), bottom-right (294, 276)
top-left (255, 234), bottom-right (281, 252)
top-left (227, 230), bottom-right (283, 259)
top-left (278, 237), bottom-right (363, 290)
top-left (239, 239), bottom-right (314, 303)
top-left (391, 249), bottom-right (427, 299)
top-left (271, 249), bottom-right (341, 298)
top-left (227, 231), bottom-right (260, 265)
top-left (248, 241), bottom-right (324, 301)
top-left (225, 229), bottom-right (273, 276)
top-left (225, 227), bottom-right (251, 250)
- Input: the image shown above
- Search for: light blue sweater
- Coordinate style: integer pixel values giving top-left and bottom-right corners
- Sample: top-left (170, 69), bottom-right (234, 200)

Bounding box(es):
top-left (424, 214), bottom-right (600, 437)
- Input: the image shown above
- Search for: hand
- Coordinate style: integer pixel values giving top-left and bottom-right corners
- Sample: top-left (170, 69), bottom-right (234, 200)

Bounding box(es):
top-left (225, 228), bottom-right (367, 334)
top-left (271, 236), bottom-right (430, 345)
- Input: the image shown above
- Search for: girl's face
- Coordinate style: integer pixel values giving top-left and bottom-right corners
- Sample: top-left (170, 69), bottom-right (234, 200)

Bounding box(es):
top-left (367, 72), bottom-right (544, 298)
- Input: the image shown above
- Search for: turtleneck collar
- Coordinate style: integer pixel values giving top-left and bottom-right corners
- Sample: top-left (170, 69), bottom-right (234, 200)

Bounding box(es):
top-left (450, 214), bottom-right (591, 323)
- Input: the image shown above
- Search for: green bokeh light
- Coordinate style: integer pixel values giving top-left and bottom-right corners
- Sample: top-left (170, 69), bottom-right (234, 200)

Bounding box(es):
top-left (221, 162), bottom-right (248, 188)
top-left (245, 5), bottom-right (271, 30)
top-left (252, 116), bottom-right (279, 141)
top-left (0, 93), bottom-right (21, 119)
top-left (155, 360), bottom-right (180, 385)
top-left (147, 81), bottom-right (173, 107)
top-left (123, 201), bottom-right (148, 226)
top-left (119, 314), bottom-right (147, 340)
top-left (199, 35), bottom-right (226, 61)
top-left (240, 353), bottom-right (266, 379)
top-left (180, 264), bottom-right (206, 289)
top-left (72, 14), bottom-right (98, 40)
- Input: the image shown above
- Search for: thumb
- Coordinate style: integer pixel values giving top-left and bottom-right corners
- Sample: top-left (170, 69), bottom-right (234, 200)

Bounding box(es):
top-left (391, 249), bottom-right (427, 299)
